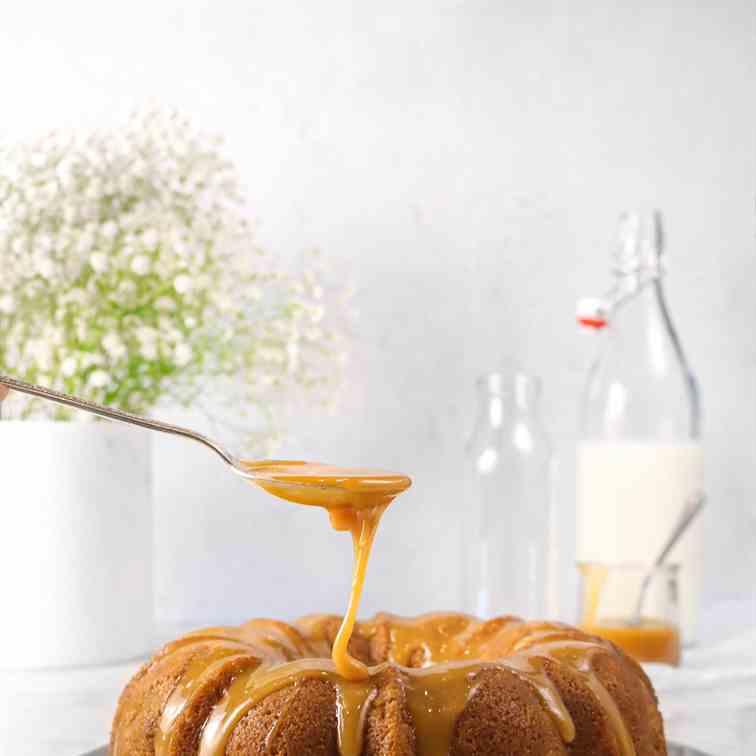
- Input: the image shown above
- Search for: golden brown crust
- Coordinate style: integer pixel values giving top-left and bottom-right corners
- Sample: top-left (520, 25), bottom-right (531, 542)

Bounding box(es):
top-left (452, 667), bottom-right (568, 756)
top-left (111, 643), bottom-right (209, 755)
top-left (226, 679), bottom-right (339, 755)
top-left (363, 668), bottom-right (415, 756)
top-left (538, 657), bottom-right (622, 756)
top-left (591, 650), bottom-right (666, 756)
top-left (161, 654), bottom-right (260, 755)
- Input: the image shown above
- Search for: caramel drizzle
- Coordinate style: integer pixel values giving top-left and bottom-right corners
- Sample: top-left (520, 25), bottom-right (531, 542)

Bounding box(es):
top-left (336, 680), bottom-right (379, 755)
top-left (150, 616), bottom-right (638, 756)
top-left (403, 663), bottom-right (483, 756)
top-left (330, 505), bottom-right (386, 680)
top-left (521, 638), bottom-right (637, 756)
top-left (382, 612), bottom-right (503, 665)
top-left (241, 460), bottom-right (411, 680)
top-left (156, 646), bottom-right (260, 754)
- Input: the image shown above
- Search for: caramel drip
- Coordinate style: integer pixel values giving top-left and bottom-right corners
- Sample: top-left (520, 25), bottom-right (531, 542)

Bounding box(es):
top-left (381, 612), bottom-right (521, 666)
top-left (336, 679), bottom-right (379, 755)
top-left (155, 647), bottom-right (258, 756)
top-left (500, 654), bottom-right (576, 742)
top-left (111, 637), bottom-right (260, 756)
top-left (260, 677), bottom-right (378, 754)
top-left (241, 460), bottom-right (411, 679)
top-left (263, 679), bottom-right (301, 751)
top-left (331, 505), bottom-right (386, 680)
top-left (238, 618), bottom-right (319, 659)
top-left (523, 639), bottom-right (637, 756)
top-left (583, 674), bottom-right (638, 756)
top-left (294, 613), bottom-right (345, 657)
top-left (386, 613), bottom-right (478, 666)
top-left (198, 658), bottom-right (336, 756)
top-left (404, 663), bottom-right (483, 756)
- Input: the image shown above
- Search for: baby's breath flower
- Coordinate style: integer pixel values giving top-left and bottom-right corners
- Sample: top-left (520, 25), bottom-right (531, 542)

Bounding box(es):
top-left (81, 354), bottom-right (105, 369)
top-left (139, 342), bottom-right (158, 360)
top-left (174, 342), bottom-right (192, 367)
top-left (37, 234), bottom-right (53, 252)
top-left (102, 333), bottom-right (126, 360)
top-left (136, 326), bottom-right (158, 343)
top-left (33, 254), bottom-right (55, 279)
top-left (61, 357), bottom-right (78, 377)
top-left (0, 107), bottom-right (346, 446)
top-left (155, 296), bottom-right (176, 312)
top-left (130, 255), bottom-right (151, 275)
top-left (119, 282), bottom-right (137, 301)
top-left (102, 220), bottom-right (119, 239)
top-left (89, 252), bottom-right (108, 273)
top-left (141, 228), bottom-right (159, 249)
top-left (88, 370), bottom-right (111, 389)
top-left (0, 294), bottom-right (14, 314)
top-left (173, 274), bottom-right (192, 294)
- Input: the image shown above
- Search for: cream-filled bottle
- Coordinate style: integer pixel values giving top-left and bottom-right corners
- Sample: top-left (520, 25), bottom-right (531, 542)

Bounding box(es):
top-left (577, 211), bottom-right (703, 642)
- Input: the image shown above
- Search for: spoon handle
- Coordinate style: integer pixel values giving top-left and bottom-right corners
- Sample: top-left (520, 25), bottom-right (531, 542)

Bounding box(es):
top-left (0, 374), bottom-right (235, 466)
top-left (653, 492), bottom-right (705, 569)
top-left (634, 491), bottom-right (706, 621)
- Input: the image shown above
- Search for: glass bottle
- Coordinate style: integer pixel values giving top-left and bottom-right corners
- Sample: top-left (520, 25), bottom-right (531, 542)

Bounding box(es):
top-left (577, 210), bottom-right (703, 642)
top-left (461, 371), bottom-right (555, 620)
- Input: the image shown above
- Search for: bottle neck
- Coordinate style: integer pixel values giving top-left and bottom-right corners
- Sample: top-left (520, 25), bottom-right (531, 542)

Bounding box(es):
top-left (608, 209), bottom-right (667, 332)
top-left (609, 271), bottom-right (678, 354)
top-left (586, 269), bottom-right (700, 440)
top-left (473, 374), bottom-right (542, 430)
top-left (613, 269), bottom-right (663, 317)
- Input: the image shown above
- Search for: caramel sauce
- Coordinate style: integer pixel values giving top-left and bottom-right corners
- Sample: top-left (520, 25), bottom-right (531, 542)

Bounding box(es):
top-left (139, 461), bottom-right (638, 756)
top-left (241, 460), bottom-right (411, 680)
top-left (404, 663), bottom-right (483, 756)
top-left (329, 505), bottom-right (387, 680)
top-left (581, 618), bottom-right (681, 665)
top-left (579, 562), bottom-right (681, 665)
top-left (335, 680), bottom-right (379, 755)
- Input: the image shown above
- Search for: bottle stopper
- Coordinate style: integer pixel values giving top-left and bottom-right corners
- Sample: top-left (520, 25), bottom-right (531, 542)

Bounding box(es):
top-left (576, 297), bottom-right (608, 329)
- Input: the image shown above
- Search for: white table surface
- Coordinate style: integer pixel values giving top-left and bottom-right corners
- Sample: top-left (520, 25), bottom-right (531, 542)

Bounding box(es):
top-left (2, 604), bottom-right (755, 756)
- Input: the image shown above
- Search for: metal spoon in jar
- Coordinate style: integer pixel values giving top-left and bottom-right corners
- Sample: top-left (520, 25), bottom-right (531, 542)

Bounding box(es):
top-left (632, 491), bottom-right (706, 624)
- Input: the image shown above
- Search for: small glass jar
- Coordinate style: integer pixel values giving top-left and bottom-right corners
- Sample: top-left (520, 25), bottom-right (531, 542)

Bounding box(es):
top-left (460, 371), bottom-right (555, 619)
top-left (578, 561), bottom-right (681, 666)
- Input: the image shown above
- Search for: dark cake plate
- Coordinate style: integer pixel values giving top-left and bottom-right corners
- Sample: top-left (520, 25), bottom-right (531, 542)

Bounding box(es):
top-left (81, 744), bottom-right (712, 755)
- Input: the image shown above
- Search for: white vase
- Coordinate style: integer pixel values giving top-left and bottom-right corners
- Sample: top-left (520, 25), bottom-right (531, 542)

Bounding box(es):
top-left (0, 421), bottom-right (154, 668)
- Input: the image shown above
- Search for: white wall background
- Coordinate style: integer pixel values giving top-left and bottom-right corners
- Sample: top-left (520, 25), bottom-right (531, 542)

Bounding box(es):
top-left (1, 0), bottom-right (755, 629)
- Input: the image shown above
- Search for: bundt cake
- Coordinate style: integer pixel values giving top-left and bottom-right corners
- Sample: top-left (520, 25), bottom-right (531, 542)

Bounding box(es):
top-left (111, 611), bottom-right (667, 755)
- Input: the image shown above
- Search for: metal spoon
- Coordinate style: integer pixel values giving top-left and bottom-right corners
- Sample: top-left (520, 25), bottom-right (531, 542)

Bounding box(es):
top-left (632, 491), bottom-right (706, 623)
top-left (0, 374), bottom-right (407, 502)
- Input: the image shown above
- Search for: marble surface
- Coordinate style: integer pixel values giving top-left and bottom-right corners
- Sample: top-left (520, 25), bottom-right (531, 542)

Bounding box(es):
top-left (2, 604), bottom-right (754, 756)
top-left (646, 601), bottom-right (756, 756)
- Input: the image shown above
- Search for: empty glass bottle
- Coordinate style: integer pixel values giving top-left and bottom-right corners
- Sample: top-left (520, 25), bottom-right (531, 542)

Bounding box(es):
top-left (460, 371), bottom-right (555, 619)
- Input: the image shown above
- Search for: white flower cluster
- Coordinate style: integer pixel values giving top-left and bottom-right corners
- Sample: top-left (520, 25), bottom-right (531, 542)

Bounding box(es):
top-left (0, 108), bottom-right (344, 446)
